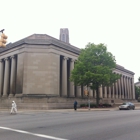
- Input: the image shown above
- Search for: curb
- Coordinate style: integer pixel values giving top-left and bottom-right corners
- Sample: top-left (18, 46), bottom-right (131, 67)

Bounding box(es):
top-left (1, 107), bottom-right (140, 113)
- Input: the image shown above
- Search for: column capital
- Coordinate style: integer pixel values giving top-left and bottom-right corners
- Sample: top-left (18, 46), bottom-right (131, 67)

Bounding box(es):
top-left (4, 58), bottom-right (8, 61)
top-left (63, 56), bottom-right (69, 60)
top-left (71, 58), bottom-right (75, 62)
top-left (10, 55), bottom-right (15, 59)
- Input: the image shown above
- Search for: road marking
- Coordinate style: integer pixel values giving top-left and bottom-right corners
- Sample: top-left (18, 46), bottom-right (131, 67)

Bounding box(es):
top-left (0, 126), bottom-right (68, 140)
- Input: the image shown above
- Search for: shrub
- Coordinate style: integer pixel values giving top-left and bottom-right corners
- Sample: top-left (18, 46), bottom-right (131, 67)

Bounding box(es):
top-left (80, 103), bottom-right (112, 108)
top-left (80, 104), bottom-right (87, 107)
top-left (102, 103), bottom-right (112, 107)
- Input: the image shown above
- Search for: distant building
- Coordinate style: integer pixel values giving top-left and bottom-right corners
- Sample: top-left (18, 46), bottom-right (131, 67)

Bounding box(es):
top-left (59, 28), bottom-right (69, 43)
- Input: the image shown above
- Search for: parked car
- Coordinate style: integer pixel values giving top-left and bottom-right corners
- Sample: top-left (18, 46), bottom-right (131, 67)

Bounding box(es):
top-left (119, 102), bottom-right (135, 110)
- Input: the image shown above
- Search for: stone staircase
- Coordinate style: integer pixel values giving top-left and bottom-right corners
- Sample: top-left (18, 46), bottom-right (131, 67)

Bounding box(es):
top-left (0, 96), bottom-right (139, 110)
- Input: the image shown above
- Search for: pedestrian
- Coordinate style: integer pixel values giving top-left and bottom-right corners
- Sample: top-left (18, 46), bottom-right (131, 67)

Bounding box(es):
top-left (74, 100), bottom-right (78, 111)
top-left (10, 101), bottom-right (17, 114)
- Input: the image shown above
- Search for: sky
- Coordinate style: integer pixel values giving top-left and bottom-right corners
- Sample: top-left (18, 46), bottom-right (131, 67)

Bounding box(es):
top-left (1, 0), bottom-right (140, 82)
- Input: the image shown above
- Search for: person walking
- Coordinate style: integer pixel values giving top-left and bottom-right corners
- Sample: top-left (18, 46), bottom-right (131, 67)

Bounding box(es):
top-left (74, 100), bottom-right (78, 111)
top-left (10, 101), bottom-right (17, 114)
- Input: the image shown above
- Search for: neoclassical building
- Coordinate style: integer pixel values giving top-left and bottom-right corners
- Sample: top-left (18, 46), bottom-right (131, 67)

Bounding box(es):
top-left (135, 81), bottom-right (140, 88)
top-left (0, 30), bottom-right (135, 109)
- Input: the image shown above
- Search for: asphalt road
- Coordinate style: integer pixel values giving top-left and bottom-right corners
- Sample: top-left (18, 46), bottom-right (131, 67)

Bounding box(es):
top-left (0, 109), bottom-right (140, 140)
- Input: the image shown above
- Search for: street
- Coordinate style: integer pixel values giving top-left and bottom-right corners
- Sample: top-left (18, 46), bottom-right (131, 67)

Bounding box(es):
top-left (0, 109), bottom-right (140, 140)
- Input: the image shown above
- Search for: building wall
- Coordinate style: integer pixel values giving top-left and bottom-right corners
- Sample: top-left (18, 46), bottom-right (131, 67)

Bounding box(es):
top-left (23, 50), bottom-right (60, 96)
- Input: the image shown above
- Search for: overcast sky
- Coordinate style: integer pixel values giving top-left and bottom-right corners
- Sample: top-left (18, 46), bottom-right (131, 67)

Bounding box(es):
top-left (1, 0), bottom-right (140, 82)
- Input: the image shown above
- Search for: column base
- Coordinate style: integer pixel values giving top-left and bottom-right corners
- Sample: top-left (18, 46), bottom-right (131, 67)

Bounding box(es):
top-left (15, 94), bottom-right (23, 97)
top-left (121, 95), bottom-right (124, 99)
top-left (61, 95), bottom-right (68, 98)
top-left (9, 94), bottom-right (14, 97)
top-left (115, 96), bottom-right (118, 99)
top-left (76, 96), bottom-right (82, 98)
top-left (2, 94), bottom-right (8, 98)
top-left (69, 95), bottom-right (75, 98)
top-left (118, 96), bottom-right (121, 99)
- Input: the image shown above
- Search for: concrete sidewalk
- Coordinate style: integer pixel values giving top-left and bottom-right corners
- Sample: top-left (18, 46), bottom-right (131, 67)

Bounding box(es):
top-left (1, 106), bottom-right (140, 114)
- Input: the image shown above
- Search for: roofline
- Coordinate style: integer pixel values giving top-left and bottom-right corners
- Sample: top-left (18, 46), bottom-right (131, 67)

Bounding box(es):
top-left (116, 64), bottom-right (135, 75)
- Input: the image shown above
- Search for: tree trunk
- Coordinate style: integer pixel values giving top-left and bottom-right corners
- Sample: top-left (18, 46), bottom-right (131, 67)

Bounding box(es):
top-left (96, 87), bottom-right (99, 106)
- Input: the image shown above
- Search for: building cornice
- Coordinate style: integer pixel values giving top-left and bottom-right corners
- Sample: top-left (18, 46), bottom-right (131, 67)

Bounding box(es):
top-left (116, 64), bottom-right (134, 75)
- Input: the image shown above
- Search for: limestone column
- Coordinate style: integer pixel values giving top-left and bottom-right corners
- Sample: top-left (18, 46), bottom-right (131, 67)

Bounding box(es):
top-left (0, 60), bottom-right (4, 96)
top-left (126, 77), bottom-right (130, 99)
top-left (129, 78), bottom-right (133, 99)
top-left (124, 76), bottom-right (128, 99)
top-left (89, 88), bottom-right (93, 97)
top-left (104, 87), bottom-right (107, 98)
top-left (88, 83), bottom-right (93, 97)
top-left (128, 77), bottom-right (130, 99)
top-left (69, 59), bottom-right (75, 97)
top-left (121, 76), bottom-right (124, 99)
top-left (82, 86), bottom-right (85, 97)
top-left (131, 78), bottom-right (135, 99)
top-left (118, 79), bottom-right (121, 99)
top-left (94, 90), bottom-right (96, 98)
top-left (9, 56), bottom-right (16, 97)
top-left (76, 86), bottom-right (81, 97)
top-left (130, 78), bottom-right (133, 99)
top-left (3, 58), bottom-right (10, 97)
top-left (62, 56), bottom-right (68, 97)
top-left (112, 84), bottom-right (115, 98)
top-left (128, 78), bottom-right (131, 99)
top-left (99, 85), bottom-right (103, 98)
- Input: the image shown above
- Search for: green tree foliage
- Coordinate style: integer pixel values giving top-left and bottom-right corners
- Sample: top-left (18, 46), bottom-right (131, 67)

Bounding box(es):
top-left (70, 43), bottom-right (121, 105)
top-left (135, 86), bottom-right (140, 100)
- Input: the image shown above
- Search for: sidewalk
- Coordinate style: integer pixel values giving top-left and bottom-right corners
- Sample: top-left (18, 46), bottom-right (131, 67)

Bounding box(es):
top-left (1, 106), bottom-right (140, 114)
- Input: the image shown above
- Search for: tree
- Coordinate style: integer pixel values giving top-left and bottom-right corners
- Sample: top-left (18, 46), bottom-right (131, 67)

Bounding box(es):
top-left (135, 77), bottom-right (140, 100)
top-left (135, 86), bottom-right (140, 100)
top-left (70, 43), bottom-right (121, 106)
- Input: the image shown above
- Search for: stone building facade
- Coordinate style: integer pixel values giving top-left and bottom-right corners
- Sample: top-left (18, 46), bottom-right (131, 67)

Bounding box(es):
top-left (0, 34), bottom-right (135, 109)
top-left (135, 82), bottom-right (140, 88)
